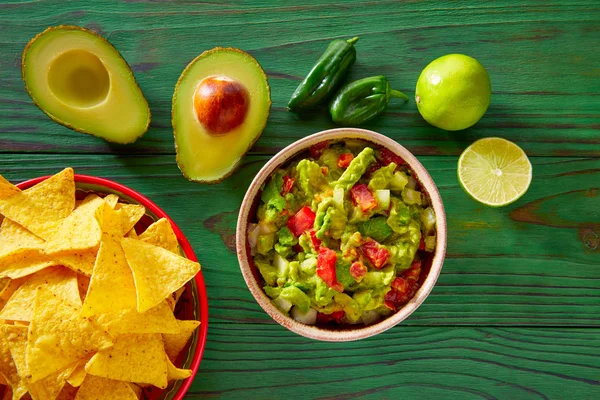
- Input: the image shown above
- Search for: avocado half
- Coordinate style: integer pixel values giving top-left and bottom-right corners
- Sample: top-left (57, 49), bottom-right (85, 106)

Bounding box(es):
top-left (172, 47), bottom-right (271, 183)
top-left (22, 26), bottom-right (151, 144)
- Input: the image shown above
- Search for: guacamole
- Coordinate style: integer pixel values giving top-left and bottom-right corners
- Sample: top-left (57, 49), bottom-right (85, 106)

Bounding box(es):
top-left (249, 140), bottom-right (437, 326)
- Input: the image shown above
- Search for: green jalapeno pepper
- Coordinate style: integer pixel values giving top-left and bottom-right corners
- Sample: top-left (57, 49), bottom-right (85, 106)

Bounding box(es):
top-left (287, 37), bottom-right (359, 112)
top-left (329, 75), bottom-right (409, 126)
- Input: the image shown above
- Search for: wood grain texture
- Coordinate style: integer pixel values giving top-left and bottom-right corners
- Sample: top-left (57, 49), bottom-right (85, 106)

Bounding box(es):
top-left (0, 153), bottom-right (597, 327)
top-left (0, 0), bottom-right (599, 156)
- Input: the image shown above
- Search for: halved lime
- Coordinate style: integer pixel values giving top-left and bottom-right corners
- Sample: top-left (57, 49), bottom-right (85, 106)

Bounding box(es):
top-left (458, 137), bottom-right (532, 207)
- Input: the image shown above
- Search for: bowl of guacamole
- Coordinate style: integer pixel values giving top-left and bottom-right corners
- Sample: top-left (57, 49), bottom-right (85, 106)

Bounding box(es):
top-left (237, 128), bottom-right (446, 341)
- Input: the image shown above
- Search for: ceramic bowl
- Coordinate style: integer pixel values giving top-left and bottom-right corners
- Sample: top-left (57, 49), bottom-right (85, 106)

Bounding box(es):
top-left (17, 174), bottom-right (208, 400)
top-left (236, 128), bottom-right (447, 341)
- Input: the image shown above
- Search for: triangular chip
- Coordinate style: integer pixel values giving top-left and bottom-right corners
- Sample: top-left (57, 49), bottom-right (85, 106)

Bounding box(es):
top-left (166, 357), bottom-right (192, 381)
top-left (85, 334), bottom-right (167, 389)
top-left (44, 196), bottom-right (104, 255)
top-left (66, 359), bottom-right (88, 388)
top-left (0, 278), bottom-right (26, 311)
top-left (0, 325), bottom-right (28, 400)
top-left (56, 251), bottom-right (97, 277)
top-left (3, 324), bottom-right (77, 400)
top-left (124, 229), bottom-right (138, 239)
top-left (0, 219), bottom-right (44, 261)
top-left (75, 375), bottom-right (138, 400)
top-left (166, 286), bottom-right (186, 311)
top-left (0, 267), bottom-right (80, 322)
top-left (27, 288), bottom-right (113, 382)
top-left (0, 175), bottom-right (20, 200)
top-left (81, 206), bottom-right (137, 316)
top-left (115, 204), bottom-right (145, 237)
top-left (121, 238), bottom-right (200, 312)
top-left (162, 320), bottom-right (200, 362)
top-left (0, 168), bottom-right (75, 240)
top-left (94, 301), bottom-right (179, 335)
top-left (139, 218), bottom-right (180, 255)
top-left (103, 195), bottom-right (119, 209)
top-left (0, 252), bottom-right (55, 280)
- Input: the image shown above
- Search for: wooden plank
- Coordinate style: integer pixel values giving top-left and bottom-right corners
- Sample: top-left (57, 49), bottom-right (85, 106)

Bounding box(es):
top-left (1, 153), bottom-right (597, 326)
top-left (0, 0), bottom-right (598, 156)
top-left (190, 324), bottom-right (600, 399)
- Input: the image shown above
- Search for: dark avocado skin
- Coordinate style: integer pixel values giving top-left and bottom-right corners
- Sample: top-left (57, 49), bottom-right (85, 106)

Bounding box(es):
top-left (22, 25), bottom-right (151, 144)
top-left (172, 47), bottom-right (271, 184)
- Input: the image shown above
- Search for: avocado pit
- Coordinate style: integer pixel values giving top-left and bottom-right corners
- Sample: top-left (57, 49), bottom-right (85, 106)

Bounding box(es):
top-left (193, 76), bottom-right (249, 135)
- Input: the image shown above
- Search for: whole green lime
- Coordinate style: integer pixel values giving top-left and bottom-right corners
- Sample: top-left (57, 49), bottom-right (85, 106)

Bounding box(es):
top-left (415, 54), bottom-right (491, 131)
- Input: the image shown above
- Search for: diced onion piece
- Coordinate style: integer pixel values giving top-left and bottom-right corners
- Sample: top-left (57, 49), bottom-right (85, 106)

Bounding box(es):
top-left (291, 306), bottom-right (317, 325)
top-left (407, 176), bottom-right (417, 190)
top-left (361, 310), bottom-right (381, 326)
top-left (421, 207), bottom-right (436, 233)
top-left (390, 171), bottom-right (409, 191)
top-left (375, 190), bottom-right (390, 210)
top-left (274, 253), bottom-right (289, 276)
top-left (259, 221), bottom-right (278, 234)
top-left (402, 187), bottom-right (422, 205)
top-left (333, 187), bottom-right (345, 206)
top-left (248, 223), bottom-right (260, 254)
top-left (273, 296), bottom-right (293, 313)
top-left (300, 257), bottom-right (317, 274)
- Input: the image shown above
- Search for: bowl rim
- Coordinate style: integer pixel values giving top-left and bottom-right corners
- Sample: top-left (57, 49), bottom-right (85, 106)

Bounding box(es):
top-left (236, 128), bottom-right (447, 342)
top-left (16, 173), bottom-right (208, 400)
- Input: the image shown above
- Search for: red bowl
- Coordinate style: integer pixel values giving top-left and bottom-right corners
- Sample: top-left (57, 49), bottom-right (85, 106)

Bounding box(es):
top-left (17, 174), bottom-right (208, 400)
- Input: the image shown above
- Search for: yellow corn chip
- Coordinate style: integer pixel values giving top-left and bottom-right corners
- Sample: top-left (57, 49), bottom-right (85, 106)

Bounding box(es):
top-left (138, 218), bottom-right (180, 255)
top-left (66, 359), bottom-right (88, 388)
top-left (0, 253), bottom-right (54, 280)
top-left (162, 320), bottom-right (200, 362)
top-left (0, 278), bottom-right (26, 311)
top-left (0, 168), bottom-right (75, 240)
top-left (0, 325), bottom-right (28, 400)
top-left (44, 196), bottom-right (104, 255)
top-left (56, 251), bottom-right (97, 277)
top-left (12, 322), bottom-right (28, 327)
top-left (0, 219), bottom-right (44, 260)
top-left (94, 301), bottom-right (179, 335)
top-left (85, 334), bottom-right (167, 389)
top-left (81, 206), bottom-right (137, 317)
top-left (124, 229), bottom-right (137, 239)
top-left (166, 286), bottom-right (186, 311)
top-left (115, 204), bottom-right (145, 237)
top-left (0, 278), bottom-right (9, 293)
top-left (166, 357), bottom-right (192, 381)
top-left (27, 288), bottom-right (113, 383)
top-left (75, 375), bottom-right (138, 400)
top-left (0, 267), bottom-right (80, 322)
top-left (77, 275), bottom-right (90, 302)
top-left (103, 195), bottom-right (119, 209)
top-left (3, 324), bottom-right (77, 400)
top-left (121, 238), bottom-right (200, 313)
top-left (0, 176), bottom-right (20, 200)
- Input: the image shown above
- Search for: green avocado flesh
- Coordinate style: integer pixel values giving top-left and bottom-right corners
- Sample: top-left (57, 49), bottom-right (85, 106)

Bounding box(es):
top-left (173, 48), bottom-right (271, 183)
top-left (22, 26), bottom-right (150, 144)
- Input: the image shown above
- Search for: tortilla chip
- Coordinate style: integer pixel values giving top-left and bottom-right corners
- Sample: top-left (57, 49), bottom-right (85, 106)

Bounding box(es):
top-left (12, 322), bottom-right (28, 327)
top-left (121, 238), bottom-right (200, 312)
top-left (0, 219), bottom-right (44, 261)
top-left (114, 204), bottom-right (145, 237)
top-left (166, 358), bottom-right (192, 381)
top-left (94, 301), bottom-right (179, 335)
top-left (0, 278), bottom-right (26, 311)
top-left (44, 196), bottom-right (104, 255)
top-left (80, 206), bottom-right (137, 317)
top-left (162, 320), bottom-right (200, 362)
top-left (0, 168), bottom-right (75, 240)
top-left (0, 267), bottom-right (80, 322)
top-left (26, 288), bottom-right (113, 383)
top-left (103, 195), bottom-right (119, 209)
top-left (0, 325), bottom-right (28, 400)
top-left (75, 375), bottom-right (138, 400)
top-left (0, 252), bottom-right (55, 280)
top-left (85, 334), bottom-right (167, 389)
top-left (124, 229), bottom-right (137, 239)
top-left (139, 218), bottom-right (180, 255)
top-left (66, 359), bottom-right (88, 388)
top-left (77, 275), bottom-right (90, 302)
top-left (0, 176), bottom-right (20, 201)
top-left (56, 251), bottom-right (97, 277)
top-left (166, 286), bottom-right (186, 311)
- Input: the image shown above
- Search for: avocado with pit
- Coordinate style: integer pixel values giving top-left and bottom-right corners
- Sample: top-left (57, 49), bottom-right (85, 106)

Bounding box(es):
top-left (172, 47), bottom-right (271, 183)
top-left (22, 26), bottom-right (150, 144)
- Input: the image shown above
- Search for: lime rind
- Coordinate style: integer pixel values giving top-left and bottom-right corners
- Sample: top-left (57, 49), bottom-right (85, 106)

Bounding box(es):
top-left (458, 137), bottom-right (532, 207)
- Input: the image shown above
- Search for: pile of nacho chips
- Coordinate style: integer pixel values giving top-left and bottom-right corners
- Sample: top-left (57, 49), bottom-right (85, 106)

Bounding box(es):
top-left (0, 168), bottom-right (201, 400)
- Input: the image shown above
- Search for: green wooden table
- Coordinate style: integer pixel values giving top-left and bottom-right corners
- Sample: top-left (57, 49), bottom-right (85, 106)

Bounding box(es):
top-left (2, 1), bottom-right (599, 398)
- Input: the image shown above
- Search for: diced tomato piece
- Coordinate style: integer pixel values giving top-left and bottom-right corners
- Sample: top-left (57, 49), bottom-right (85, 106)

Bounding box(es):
top-left (337, 153), bottom-right (354, 168)
top-left (321, 166), bottom-right (329, 176)
top-left (349, 261), bottom-right (368, 281)
top-left (402, 260), bottom-right (422, 284)
top-left (309, 141), bottom-right (329, 159)
top-left (317, 310), bottom-right (346, 324)
top-left (360, 238), bottom-right (390, 269)
top-left (391, 277), bottom-right (409, 292)
top-left (378, 147), bottom-right (405, 169)
top-left (309, 230), bottom-right (322, 252)
top-left (350, 184), bottom-right (377, 212)
top-left (287, 206), bottom-right (316, 237)
top-left (317, 247), bottom-right (343, 292)
top-left (281, 175), bottom-right (294, 196)
top-left (385, 260), bottom-right (423, 311)
top-left (419, 236), bottom-right (426, 251)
